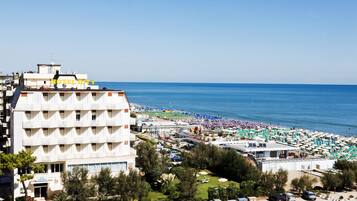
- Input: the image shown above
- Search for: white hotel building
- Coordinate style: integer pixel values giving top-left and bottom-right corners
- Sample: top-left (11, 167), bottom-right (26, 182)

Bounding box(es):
top-left (10, 64), bottom-right (136, 199)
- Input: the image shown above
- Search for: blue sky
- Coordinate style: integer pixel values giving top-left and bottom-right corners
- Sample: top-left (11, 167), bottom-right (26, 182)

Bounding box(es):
top-left (0, 1), bottom-right (356, 84)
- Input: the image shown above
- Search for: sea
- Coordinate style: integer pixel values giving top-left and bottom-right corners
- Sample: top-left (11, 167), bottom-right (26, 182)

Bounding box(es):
top-left (98, 82), bottom-right (357, 137)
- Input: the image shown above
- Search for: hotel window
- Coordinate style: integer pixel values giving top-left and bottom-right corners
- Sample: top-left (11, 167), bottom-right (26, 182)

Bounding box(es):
top-left (91, 143), bottom-right (97, 151)
top-left (75, 110), bottom-right (81, 121)
top-left (76, 93), bottom-right (81, 100)
top-left (92, 92), bottom-right (97, 100)
top-left (43, 145), bottom-right (49, 153)
top-left (25, 129), bottom-right (32, 137)
top-left (43, 93), bottom-right (49, 101)
top-left (43, 128), bottom-right (49, 136)
top-left (43, 111), bottom-right (49, 119)
top-left (59, 144), bottom-right (65, 152)
top-left (108, 126), bottom-right (113, 134)
top-left (25, 111), bottom-right (31, 119)
top-left (76, 144), bottom-right (81, 152)
top-left (108, 110), bottom-right (112, 118)
top-left (51, 163), bottom-right (64, 173)
top-left (44, 164), bottom-right (48, 173)
top-left (75, 127), bottom-right (81, 135)
top-left (91, 127), bottom-right (97, 135)
top-left (108, 143), bottom-right (113, 151)
top-left (25, 146), bottom-right (31, 152)
top-left (60, 110), bottom-right (65, 119)
top-left (92, 110), bottom-right (96, 121)
top-left (270, 151), bottom-right (277, 158)
top-left (59, 92), bottom-right (65, 101)
top-left (59, 128), bottom-right (65, 136)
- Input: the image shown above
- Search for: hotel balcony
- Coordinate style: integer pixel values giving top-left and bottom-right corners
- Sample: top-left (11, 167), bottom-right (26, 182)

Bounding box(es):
top-left (106, 119), bottom-right (126, 127)
top-left (18, 102), bottom-right (127, 111)
top-left (34, 148), bottom-right (134, 163)
top-left (22, 129), bottom-right (128, 146)
top-left (22, 121), bottom-right (41, 129)
top-left (22, 118), bottom-right (126, 129)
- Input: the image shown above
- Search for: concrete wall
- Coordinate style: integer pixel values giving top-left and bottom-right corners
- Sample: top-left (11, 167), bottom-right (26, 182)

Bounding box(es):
top-left (259, 158), bottom-right (336, 173)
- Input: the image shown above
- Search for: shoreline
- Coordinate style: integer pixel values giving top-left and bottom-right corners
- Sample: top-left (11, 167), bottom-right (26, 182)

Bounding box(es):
top-left (131, 103), bottom-right (357, 161)
top-left (131, 103), bottom-right (355, 137)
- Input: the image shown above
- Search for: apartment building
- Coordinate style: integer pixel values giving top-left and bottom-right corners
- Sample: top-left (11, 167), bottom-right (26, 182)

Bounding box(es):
top-left (0, 73), bottom-right (19, 153)
top-left (10, 64), bottom-right (136, 199)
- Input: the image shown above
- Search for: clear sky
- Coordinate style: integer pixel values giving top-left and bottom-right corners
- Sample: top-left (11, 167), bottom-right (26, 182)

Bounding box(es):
top-left (0, 1), bottom-right (356, 84)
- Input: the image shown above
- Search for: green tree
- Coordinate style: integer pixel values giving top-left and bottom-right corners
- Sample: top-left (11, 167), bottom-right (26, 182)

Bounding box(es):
top-left (62, 167), bottom-right (94, 201)
top-left (53, 192), bottom-right (68, 201)
top-left (0, 151), bottom-right (43, 201)
top-left (93, 168), bottom-right (115, 196)
top-left (182, 143), bottom-right (260, 183)
top-left (218, 187), bottom-right (228, 201)
top-left (334, 160), bottom-right (357, 171)
top-left (112, 170), bottom-right (151, 201)
top-left (135, 142), bottom-right (168, 188)
top-left (291, 175), bottom-right (317, 193)
top-left (226, 183), bottom-right (240, 199)
top-left (240, 180), bottom-right (256, 197)
top-left (274, 169), bottom-right (288, 193)
top-left (341, 169), bottom-right (355, 190)
top-left (321, 170), bottom-right (354, 191)
top-left (259, 171), bottom-right (275, 196)
top-left (126, 170), bottom-right (151, 201)
top-left (208, 187), bottom-right (219, 201)
top-left (174, 167), bottom-right (197, 201)
top-left (216, 149), bottom-right (259, 182)
top-left (113, 171), bottom-right (130, 201)
top-left (182, 143), bottom-right (221, 169)
top-left (321, 172), bottom-right (342, 191)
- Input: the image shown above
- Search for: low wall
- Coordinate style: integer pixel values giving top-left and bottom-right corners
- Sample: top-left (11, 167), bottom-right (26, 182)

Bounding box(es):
top-left (258, 158), bottom-right (336, 172)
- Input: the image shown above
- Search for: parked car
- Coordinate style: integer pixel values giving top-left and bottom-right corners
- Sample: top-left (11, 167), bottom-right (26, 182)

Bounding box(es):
top-left (237, 198), bottom-right (248, 201)
top-left (302, 191), bottom-right (316, 201)
top-left (268, 194), bottom-right (283, 201)
top-left (281, 193), bottom-right (296, 201)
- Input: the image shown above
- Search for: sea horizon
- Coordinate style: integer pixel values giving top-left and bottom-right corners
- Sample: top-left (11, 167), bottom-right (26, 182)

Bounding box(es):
top-left (99, 82), bottom-right (357, 137)
top-left (98, 81), bottom-right (357, 87)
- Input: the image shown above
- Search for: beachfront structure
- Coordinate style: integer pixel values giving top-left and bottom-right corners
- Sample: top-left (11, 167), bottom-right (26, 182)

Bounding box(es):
top-left (10, 64), bottom-right (136, 199)
top-left (213, 140), bottom-right (335, 172)
top-left (258, 158), bottom-right (335, 173)
top-left (137, 119), bottom-right (192, 134)
top-left (220, 141), bottom-right (299, 160)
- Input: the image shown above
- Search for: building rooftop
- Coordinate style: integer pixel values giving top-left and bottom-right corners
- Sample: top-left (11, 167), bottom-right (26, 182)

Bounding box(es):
top-left (226, 141), bottom-right (299, 153)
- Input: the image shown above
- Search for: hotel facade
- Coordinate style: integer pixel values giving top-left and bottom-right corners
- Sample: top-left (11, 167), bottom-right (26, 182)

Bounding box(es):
top-left (10, 64), bottom-right (136, 199)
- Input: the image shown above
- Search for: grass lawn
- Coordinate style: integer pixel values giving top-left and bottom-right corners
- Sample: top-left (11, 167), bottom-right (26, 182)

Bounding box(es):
top-left (143, 111), bottom-right (192, 120)
top-left (147, 171), bottom-right (239, 201)
top-left (195, 172), bottom-right (239, 200)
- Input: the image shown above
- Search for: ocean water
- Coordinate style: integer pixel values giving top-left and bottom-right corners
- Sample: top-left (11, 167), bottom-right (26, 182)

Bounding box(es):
top-left (98, 82), bottom-right (357, 136)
